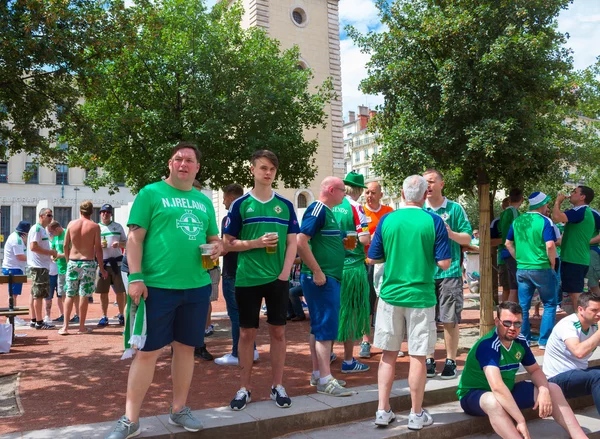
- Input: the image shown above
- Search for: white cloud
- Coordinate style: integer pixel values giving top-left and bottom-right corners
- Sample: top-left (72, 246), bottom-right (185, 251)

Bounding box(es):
top-left (557, 0), bottom-right (600, 70)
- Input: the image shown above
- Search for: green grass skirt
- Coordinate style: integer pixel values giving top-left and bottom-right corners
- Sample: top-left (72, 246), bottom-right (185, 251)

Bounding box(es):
top-left (338, 265), bottom-right (370, 341)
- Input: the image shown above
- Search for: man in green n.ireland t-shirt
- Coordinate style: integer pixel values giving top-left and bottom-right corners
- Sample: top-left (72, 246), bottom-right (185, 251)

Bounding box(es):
top-left (105, 142), bottom-right (222, 439)
top-left (48, 221), bottom-right (70, 323)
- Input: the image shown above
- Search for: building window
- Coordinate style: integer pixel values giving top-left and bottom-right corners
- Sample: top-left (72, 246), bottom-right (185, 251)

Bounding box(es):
top-left (25, 162), bottom-right (38, 184)
top-left (23, 206), bottom-right (37, 225)
top-left (354, 151), bottom-right (360, 163)
top-left (54, 207), bottom-right (72, 228)
top-left (297, 193), bottom-right (308, 208)
top-left (56, 164), bottom-right (69, 185)
top-left (1, 206), bottom-right (10, 248)
top-left (395, 202), bottom-right (401, 210)
top-left (92, 207), bottom-right (101, 223)
top-left (290, 7), bottom-right (308, 27)
top-left (0, 162), bottom-right (7, 183)
top-left (365, 167), bottom-right (370, 178)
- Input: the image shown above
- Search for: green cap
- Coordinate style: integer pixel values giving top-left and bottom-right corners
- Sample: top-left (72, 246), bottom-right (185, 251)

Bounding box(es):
top-left (343, 171), bottom-right (367, 189)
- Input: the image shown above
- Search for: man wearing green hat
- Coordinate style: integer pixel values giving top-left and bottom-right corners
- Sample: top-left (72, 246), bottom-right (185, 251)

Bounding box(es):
top-left (505, 192), bottom-right (557, 347)
top-left (332, 171), bottom-right (371, 373)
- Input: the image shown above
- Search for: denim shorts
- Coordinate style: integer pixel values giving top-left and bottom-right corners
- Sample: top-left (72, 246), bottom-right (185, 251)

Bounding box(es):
top-left (301, 274), bottom-right (340, 341)
top-left (141, 284), bottom-right (211, 352)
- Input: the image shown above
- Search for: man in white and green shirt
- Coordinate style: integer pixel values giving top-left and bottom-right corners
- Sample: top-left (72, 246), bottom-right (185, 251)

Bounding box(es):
top-left (552, 186), bottom-right (600, 308)
top-left (505, 192), bottom-right (557, 347)
top-left (543, 292), bottom-right (600, 415)
top-left (96, 204), bottom-right (127, 327)
top-left (423, 169), bottom-right (472, 379)
top-left (106, 142), bottom-right (222, 439)
top-left (223, 150), bottom-right (299, 411)
top-left (2, 221), bottom-right (30, 311)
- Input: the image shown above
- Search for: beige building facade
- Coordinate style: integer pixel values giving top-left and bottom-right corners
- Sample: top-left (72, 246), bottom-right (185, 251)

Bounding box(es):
top-left (214, 0), bottom-right (345, 223)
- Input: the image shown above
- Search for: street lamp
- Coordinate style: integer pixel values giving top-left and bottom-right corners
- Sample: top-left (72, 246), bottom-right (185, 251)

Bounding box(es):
top-left (74, 187), bottom-right (80, 218)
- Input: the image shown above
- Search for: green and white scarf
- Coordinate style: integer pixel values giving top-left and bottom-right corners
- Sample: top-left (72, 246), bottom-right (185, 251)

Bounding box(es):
top-left (121, 295), bottom-right (147, 360)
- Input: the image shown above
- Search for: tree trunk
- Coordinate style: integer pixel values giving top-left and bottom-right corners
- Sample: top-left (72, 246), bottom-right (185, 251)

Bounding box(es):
top-left (478, 171), bottom-right (494, 335)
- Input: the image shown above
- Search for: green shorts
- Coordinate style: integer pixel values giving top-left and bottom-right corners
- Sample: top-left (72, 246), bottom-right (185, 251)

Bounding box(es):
top-left (66, 260), bottom-right (98, 298)
top-left (31, 267), bottom-right (50, 299)
top-left (588, 250), bottom-right (600, 290)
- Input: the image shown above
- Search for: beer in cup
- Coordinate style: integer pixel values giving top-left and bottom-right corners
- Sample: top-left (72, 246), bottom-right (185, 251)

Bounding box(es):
top-left (345, 231), bottom-right (357, 250)
top-left (200, 243), bottom-right (216, 270)
top-left (265, 232), bottom-right (278, 254)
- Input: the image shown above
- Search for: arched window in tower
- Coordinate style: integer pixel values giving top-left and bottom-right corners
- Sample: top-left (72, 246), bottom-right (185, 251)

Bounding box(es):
top-left (297, 193), bottom-right (308, 208)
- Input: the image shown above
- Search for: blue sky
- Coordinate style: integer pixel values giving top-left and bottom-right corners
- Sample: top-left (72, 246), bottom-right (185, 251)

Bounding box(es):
top-left (338, 0), bottom-right (600, 118)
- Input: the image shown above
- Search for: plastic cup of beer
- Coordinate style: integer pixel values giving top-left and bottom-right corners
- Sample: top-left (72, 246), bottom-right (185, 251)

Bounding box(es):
top-left (200, 244), bottom-right (216, 270)
top-left (345, 231), bottom-right (357, 250)
top-left (265, 232), bottom-right (278, 254)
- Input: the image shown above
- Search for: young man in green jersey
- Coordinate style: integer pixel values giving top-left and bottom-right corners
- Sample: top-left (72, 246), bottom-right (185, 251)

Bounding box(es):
top-left (505, 192), bottom-right (557, 347)
top-left (223, 150), bottom-right (299, 411)
top-left (297, 176), bottom-right (352, 397)
top-left (47, 221), bottom-right (67, 322)
top-left (369, 175), bottom-right (451, 429)
top-left (105, 142), bottom-right (222, 439)
top-left (553, 186), bottom-right (600, 309)
top-left (423, 169), bottom-right (472, 379)
top-left (457, 302), bottom-right (587, 439)
top-left (498, 188), bottom-right (524, 303)
top-left (332, 171), bottom-right (371, 374)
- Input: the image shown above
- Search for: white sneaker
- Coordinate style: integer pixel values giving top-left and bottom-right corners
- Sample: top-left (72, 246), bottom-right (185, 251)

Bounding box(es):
top-left (254, 349), bottom-right (259, 361)
top-left (407, 408), bottom-right (434, 430)
top-left (43, 316), bottom-right (52, 324)
top-left (14, 317), bottom-right (27, 326)
top-left (215, 353), bottom-right (239, 366)
top-left (374, 409), bottom-right (396, 426)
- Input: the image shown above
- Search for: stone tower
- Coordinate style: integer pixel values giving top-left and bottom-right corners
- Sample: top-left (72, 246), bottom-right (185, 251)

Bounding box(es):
top-left (215, 0), bottom-right (345, 221)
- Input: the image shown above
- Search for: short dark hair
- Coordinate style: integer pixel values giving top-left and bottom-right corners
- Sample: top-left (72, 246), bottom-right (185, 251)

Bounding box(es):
top-left (223, 183), bottom-right (244, 197)
top-left (48, 220), bottom-right (61, 230)
top-left (578, 185), bottom-right (594, 204)
top-left (423, 168), bottom-right (443, 181)
top-left (171, 141), bottom-right (201, 162)
top-left (251, 150), bottom-right (279, 169)
top-left (577, 291), bottom-right (600, 309)
top-left (497, 301), bottom-right (522, 319)
top-left (509, 188), bottom-right (523, 203)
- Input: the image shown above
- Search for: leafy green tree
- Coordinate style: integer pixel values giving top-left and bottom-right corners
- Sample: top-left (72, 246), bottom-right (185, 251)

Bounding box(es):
top-left (349, 0), bottom-right (597, 333)
top-left (64, 0), bottom-right (333, 193)
top-left (0, 0), bottom-right (122, 167)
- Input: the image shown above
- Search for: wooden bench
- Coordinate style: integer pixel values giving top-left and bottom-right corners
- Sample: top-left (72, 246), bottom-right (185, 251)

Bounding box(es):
top-left (0, 273), bottom-right (29, 342)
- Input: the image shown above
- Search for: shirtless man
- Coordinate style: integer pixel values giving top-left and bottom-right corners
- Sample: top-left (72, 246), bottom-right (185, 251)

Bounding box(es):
top-left (59, 201), bottom-right (107, 335)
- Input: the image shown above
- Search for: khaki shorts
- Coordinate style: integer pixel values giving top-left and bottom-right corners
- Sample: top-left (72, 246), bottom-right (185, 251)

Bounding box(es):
top-left (96, 267), bottom-right (126, 294)
top-left (209, 266), bottom-right (221, 302)
top-left (435, 277), bottom-right (463, 324)
top-left (588, 250), bottom-right (600, 290)
top-left (31, 267), bottom-right (50, 299)
top-left (373, 299), bottom-right (436, 356)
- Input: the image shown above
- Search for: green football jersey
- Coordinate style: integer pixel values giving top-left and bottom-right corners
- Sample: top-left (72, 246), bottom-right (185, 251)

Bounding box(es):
top-left (507, 212), bottom-right (556, 270)
top-left (457, 329), bottom-right (536, 400)
top-left (332, 196), bottom-right (369, 269)
top-left (127, 180), bottom-right (219, 289)
top-left (499, 206), bottom-right (520, 261)
top-left (424, 197), bottom-right (472, 279)
top-left (300, 201), bottom-right (345, 282)
top-left (51, 229), bottom-right (67, 275)
top-left (562, 206), bottom-right (597, 265)
top-left (224, 191), bottom-right (300, 287)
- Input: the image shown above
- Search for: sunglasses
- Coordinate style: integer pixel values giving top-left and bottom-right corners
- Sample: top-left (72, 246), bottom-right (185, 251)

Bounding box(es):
top-left (45, 214), bottom-right (53, 218)
top-left (501, 320), bottom-right (522, 329)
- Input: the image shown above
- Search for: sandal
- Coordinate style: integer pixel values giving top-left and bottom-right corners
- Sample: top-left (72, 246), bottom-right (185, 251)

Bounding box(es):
top-left (76, 327), bottom-right (93, 334)
top-left (58, 328), bottom-right (69, 336)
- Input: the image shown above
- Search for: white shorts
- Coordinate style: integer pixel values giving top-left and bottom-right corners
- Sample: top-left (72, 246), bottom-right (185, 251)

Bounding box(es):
top-left (373, 300), bottom-right (435, 356)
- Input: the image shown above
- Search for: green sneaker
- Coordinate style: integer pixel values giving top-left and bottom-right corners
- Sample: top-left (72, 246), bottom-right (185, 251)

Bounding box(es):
top-left (169, 406), bottom-right (203, 432)
top-left (105, 416), bottom-right (140, 439)
top-left (317, 377), bottom-right (353, 397)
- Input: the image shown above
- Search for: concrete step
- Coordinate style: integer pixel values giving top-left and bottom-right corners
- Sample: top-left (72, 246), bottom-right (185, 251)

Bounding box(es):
top-left (276, 399), bottom-right (598, 439)
top-left (465, 406), bottom-right (600, 439)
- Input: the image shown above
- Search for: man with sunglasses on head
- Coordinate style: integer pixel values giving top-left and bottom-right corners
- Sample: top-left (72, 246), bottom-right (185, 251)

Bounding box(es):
top-left (457, 302), bottom-right (587, 439)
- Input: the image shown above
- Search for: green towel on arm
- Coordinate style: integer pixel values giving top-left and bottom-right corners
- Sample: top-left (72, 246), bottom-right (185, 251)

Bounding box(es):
top-left (121, 295), bottom-right (147, 360)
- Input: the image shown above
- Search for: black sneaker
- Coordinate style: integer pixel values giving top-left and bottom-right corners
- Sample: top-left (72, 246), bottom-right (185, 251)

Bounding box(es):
top-left (426, 358), bottom-right (436, 378)
top-left (30, 320), bottom-right (36, 328)
top-left (270, 385), bottom-right (292, 408)
top-left (194, 345), bottom-right (214, 361)
top-left (440, 359), bottom-right (457, 380)
top-left (230, 388), bottom-right (251, 410)
top-left (35, 322), bottom-right (55, 330)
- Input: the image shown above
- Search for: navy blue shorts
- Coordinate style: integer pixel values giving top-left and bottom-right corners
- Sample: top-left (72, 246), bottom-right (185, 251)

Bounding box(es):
top-left (301, 274), bottom-right (340, 341)
top-left (47, 274), bottom-right (58, 300)
top-left (460, 381), bottom-right (535, 416)
top-left (141, 284), bottom-right (211, 352)
top-left (561, 261), bottom-right (589, 293)
top-left (2, 268), bottom-right (24, 296)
